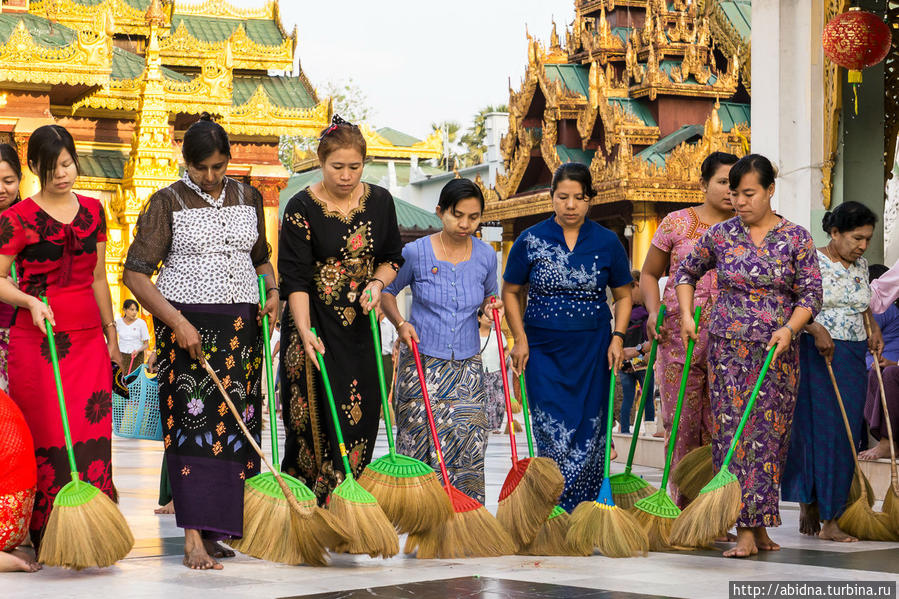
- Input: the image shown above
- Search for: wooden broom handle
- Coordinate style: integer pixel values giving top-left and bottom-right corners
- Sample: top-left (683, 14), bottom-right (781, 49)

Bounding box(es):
top-left (864, 314), bottom-right (899, 490)
top-left (202, 361), bottom-right (307, 514)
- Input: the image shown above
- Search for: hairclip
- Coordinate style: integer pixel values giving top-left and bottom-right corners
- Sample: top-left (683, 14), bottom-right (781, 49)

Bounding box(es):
top-left (319, 114), bottom-right (353, 141)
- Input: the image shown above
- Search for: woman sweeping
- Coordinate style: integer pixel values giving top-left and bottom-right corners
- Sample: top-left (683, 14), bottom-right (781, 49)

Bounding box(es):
top-left (781, 201), bottom-right (880, 542)
top-left (0, 124), bottom-right (123, 549)
top-left (503, 162), bottom-right (632, 512)
top-left (640, 151), bottom-right (737, 506)
top-left (0, 143), bottom-right (21, 393)
top-left (675, 154), bottom-right (822, 558)
top-left (382, 178), bottom-right (501, 504)
top-left (278, 115), bottom-right (403, 504)
top-left (115, 299), bottom-right (150, 375)
top-left (124, 114), bottom-right (278, 570)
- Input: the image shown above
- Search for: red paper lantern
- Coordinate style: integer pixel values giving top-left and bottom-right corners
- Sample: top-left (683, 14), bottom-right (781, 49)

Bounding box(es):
top-left (822, 7), bottom-right (891, 114)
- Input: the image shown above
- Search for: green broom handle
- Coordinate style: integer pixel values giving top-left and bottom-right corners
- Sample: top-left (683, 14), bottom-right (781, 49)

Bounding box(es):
top-left (10, 262), bottom-right (17, 283)
top-left (257, 276), bottom-right (280, 468)
top-left (623, 303), bottom-right (666, 475)
top-left (311, 327), bottom-right (354, 477)
top-left (410, 338), bottom-right (453, 488)
top-left (367, 292), bottom-right (397, 457)
top-left (603, 367), bottom-right (618, 479)
top-left (660, 306), bottom-right (700, 490)
top-left (721, 345), bottom-right (777, 469)
top-left (42, 296), bottom-right (79, 481)
top-left (518, 374), bottom-right (536, 458)
top-left (491, 298), bottom-right (519, 464)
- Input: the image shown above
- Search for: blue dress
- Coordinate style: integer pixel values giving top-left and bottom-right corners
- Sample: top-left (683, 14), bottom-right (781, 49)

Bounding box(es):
top-left (503, 217), bottom-right (632, 510)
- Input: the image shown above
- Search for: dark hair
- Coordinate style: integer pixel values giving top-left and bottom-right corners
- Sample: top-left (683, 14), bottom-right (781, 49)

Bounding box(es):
top-left (182, 112), bottom-right (230, 166)
top-left (123, 299), bottom-right (139, 311)
top-left (700, 151), bottom-right (739, 183)
top-left (317, 114), bottom-right (366, 163)
top-left (0, 143), bottom-right (22, 181)
top-left (728, 153), bottom-right (776, 190)
top-left (869, 263), bottom-right (889, 284)
top-left (437, 178), bottom-right (484, 212)
top-left (27, 125), bottom-right (80, 188)
top-left (822, 201), bottom-right (877, 235)
top-left (551, 162), bottom-right (596, 198)
top-left (630, 269), bottom-right (641, 284)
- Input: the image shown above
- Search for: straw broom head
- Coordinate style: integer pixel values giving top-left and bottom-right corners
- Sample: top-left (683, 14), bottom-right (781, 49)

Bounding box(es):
top-left (328, 476), bottom-right (399, 558)
top-left (497, 456), bottom-right (564, 547)
top-left (848, 467), bottom-right (876, 507)
top-left (612, 479), bottom-right (657, 511)
top-left (837, 496), bottom-right (899, 541)
top-left (566, 498), bottom-right (649, 558)
top-left (882, 486), bottom-right (899, 534)
top-left (668, 468), bottom-right (741, 548)
top-left (357, 458), bottom-right (452, 534)
top-left (518, 505), bottom-right (576, 556)
top-left (671, 444), bottom-right (714, 502)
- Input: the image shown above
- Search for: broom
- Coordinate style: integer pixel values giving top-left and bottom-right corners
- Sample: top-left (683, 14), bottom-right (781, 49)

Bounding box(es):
top-left (826, 360), bottom-right (897, 541)
top-left (229, 278), bottom-right (348, 566)
top-left (37, 298), bottom-right (135, 570)
top-left (404, 338), bottom-right (516, 558)
top-left (671, 445), bottom-right (714, 503)
top-left (516, 374), bottom-right (573, 556)
top-left (310, 328), bottom-right (399, 558)
top-left (633, 307), bottom-right (700, 551)
top-left (669, 345), bottom-right (777, 548)
top-left (357, 296), bottom-right (452, 535)
top-left (492, 303), bottom-right (564, 548)
top-left (566, 368), bottom-right (649, 558)
top-left (611, 304), bottom-right (666, 510)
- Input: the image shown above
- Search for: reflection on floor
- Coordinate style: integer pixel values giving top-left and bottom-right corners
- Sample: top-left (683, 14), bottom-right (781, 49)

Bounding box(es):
top-left (4, 420), bottom-right (899, 599)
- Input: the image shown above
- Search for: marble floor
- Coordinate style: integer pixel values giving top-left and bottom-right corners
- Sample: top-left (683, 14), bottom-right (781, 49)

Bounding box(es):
top-left (3, 418), bottom-right (899, 599)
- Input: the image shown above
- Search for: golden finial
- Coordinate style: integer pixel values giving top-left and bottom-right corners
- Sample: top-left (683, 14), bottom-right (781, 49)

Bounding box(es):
top-left (145, 0), bottom-right (166, 27)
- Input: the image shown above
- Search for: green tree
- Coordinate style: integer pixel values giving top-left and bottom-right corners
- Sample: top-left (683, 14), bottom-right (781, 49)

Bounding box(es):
top-left (430, 120), bottom-right (462, 171)
top-left (459, 104), bottom-right (508, 167)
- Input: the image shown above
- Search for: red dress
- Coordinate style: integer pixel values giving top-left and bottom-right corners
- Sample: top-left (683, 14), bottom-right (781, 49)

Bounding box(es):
top-left (0, 195), bottom-right (115, 547)
top-left (0, 389), bottom-right (35, 551)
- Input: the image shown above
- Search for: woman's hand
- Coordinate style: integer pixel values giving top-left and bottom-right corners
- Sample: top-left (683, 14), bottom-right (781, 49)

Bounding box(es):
top-left (108, 337), bottom-right (124, 369)
top-left (608, 335), bottom-right (625, 372)
top-left (300, 328), bottom-right (326, 370)
top-left (646, 310), bottom-right (669, 343)
top-left (510, 336), bottom-right (529, 374)
top-left (679, 313), bottom-right (698, 350)
top-left (360, 281), bottom-right (382, 315)
top-left (868, 326), bottom-right (884, 360)
top-left (28, 297), bottom-right (54, 334)
top-left (173, 315), bottom-right (204, 362)
top-left (807, 322), bottom-right (834, 362)
top-left (258, 291), bottom-right (280, 331)
top-left (397, 321), bottom-right (420, 350)
top-left (146, 351), bottom-right (158, 374)
top-left (484, 297), bottom-right (504, 318)
top-left (879, 355), bottom-right (897, 369)
top-left (766, 327), bottom-right (794, 361)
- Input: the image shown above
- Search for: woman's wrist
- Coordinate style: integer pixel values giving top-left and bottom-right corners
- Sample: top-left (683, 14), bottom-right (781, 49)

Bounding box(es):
top-left (369, 278), bottom-right (385, 291)
top-left (611, 331), bottom-right (626, 343)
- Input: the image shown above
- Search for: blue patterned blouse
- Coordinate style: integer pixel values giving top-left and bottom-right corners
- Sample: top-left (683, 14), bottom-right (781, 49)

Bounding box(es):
top-left (503, 217), bottom-right (632, 331)
top-left (385, 235), bottom-right (498, 360)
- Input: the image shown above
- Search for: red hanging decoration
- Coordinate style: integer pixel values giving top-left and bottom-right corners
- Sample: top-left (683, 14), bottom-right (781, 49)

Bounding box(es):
top-left (822, 7), bottom-right (891, 114)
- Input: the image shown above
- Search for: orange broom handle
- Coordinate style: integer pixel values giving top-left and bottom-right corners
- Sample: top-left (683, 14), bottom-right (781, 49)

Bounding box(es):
top-left (490, 298), bottom-right (518, 465)
top-left (410, 338), bottom-right (452, 488)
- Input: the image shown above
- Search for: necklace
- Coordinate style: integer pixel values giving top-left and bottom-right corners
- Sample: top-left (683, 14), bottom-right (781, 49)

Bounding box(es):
top-left (825, 243), bottom-right (846, 266)
top-left (438, 231), bottom-right (470, 264)
top-left (320, 183), bottom-right (358, 217)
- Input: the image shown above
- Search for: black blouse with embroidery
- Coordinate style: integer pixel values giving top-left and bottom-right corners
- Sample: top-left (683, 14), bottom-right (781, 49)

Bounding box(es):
top-left (279, 183), bottom-right (403, 327)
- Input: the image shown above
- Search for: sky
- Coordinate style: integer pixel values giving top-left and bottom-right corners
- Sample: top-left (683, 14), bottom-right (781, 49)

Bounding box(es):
top-left (249, 0), bottom-right (573, 139)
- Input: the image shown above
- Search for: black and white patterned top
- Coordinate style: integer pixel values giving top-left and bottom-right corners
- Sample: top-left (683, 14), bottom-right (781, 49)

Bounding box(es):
top-left (125, 177), bottom-right (270, 305)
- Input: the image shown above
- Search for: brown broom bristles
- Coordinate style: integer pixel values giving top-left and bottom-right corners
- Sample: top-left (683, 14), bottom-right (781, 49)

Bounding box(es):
top-left (357, 469), bottom-right (452, 534)
top-left (848, 468), bottom-right (876, 508)
top-left (613, 484), bottom-right (657, 511)
top-left (671, 444), bottom-right (714, 502)
top-left (39, 490), bottom-right (134, 570)
top-left (566, 501), bottom-right (649, 558)
top-left (669, 482), bottom-right (741, 548)
top-left (328, 493), bottom-right (399, 558)
top-left (497, 457), bottom-right (565, 548)
top-left (405, 485), bottom-right (516, 558)
top-left (519, 510), bottom-right (573, 556)
top-left (632, 508), bottom-right (675, 552)
top-left (838, 494), bottom-right (899, 541)
top-left (882, 486), bottom-right (899, 534)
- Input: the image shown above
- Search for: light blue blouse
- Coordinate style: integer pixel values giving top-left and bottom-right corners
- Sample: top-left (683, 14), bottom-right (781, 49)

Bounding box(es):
top-left (385, 235), bottom-right (498, 360)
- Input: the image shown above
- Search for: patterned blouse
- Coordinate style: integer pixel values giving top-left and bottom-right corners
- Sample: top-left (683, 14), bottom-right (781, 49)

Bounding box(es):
top-left (652, 207), bottom-right (718, 313)
top-left (675, 216), bottom-right (823, 343)
top-left (816, 251), bottom-right (870, 342)
top-left (503, 217), bottom-right (632, 331)
top-left (124, 177), bottom-right (270, 306)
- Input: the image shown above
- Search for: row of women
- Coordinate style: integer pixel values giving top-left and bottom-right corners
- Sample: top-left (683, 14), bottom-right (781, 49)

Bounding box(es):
top-left (0, 111), bottom-right (886, 573)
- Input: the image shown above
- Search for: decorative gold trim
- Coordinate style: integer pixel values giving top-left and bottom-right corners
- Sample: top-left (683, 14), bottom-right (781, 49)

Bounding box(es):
top-left (360, 125), bottom-right (443, 160)
top-left (707, 0), bottom-right (751, 92)
top-left (226, 86), bottom-right (330, 138)
top-left (174, 0), bottom-right (276, 19)
top-left (822, 0), bottom-right (850, 208)
top-left (158, 20), bottom-right (293, 71)
top-left (30, 0), bottom-right (158, 35)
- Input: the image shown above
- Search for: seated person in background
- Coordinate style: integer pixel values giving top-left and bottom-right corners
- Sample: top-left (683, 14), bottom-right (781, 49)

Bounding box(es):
top-left (862, 264), bottom-right (899, 460)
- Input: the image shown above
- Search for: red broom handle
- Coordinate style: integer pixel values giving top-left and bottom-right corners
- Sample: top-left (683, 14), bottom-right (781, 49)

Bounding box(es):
top-left (410, 339), bottom-right (452, 488)
top-left (491, 300), bottom-right (518, 464)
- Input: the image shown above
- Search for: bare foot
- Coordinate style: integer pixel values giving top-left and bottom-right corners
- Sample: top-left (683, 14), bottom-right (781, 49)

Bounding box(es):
top-left (859, 439), bottom-right (894, 461)
top-left (715, 532), bottom-right (738, 542)
top-left (203, 540), bottom-right (235, 558)
top-left (183, 530), bottom-right (222, 570)
top-left (611, 446), bottom-right (618, 460)
top-left (819, 519), bottom-right (858, 542)
top-left (154, 500), bottom-right (175, 515)
top-left (0, 547), bottom-right (41, 572)
top-left (652, 431), bottom-right (664, 438)
top-left (753, 527), bottom-right (780, 551)
top-left (799, 502), bottom-right (821, 536)
top-left (723, 528), bottom-right (758, 558)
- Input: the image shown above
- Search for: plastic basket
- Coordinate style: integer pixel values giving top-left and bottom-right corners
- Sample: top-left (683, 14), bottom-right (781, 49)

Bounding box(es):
top-left (112, 364), bottom-right (162, 441)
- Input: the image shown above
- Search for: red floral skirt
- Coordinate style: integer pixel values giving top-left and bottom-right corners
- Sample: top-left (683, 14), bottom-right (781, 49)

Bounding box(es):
top-left (0, 487), bottom-right (35, 551)
top-left (8, 324), bottom-right (116, 547)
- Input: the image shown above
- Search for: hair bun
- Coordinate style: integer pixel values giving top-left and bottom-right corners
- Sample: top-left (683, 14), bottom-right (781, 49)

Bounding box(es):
top-left (199, 112), bottom-right (213, 122)
top-left (821, 211), bottom-right (833, 231)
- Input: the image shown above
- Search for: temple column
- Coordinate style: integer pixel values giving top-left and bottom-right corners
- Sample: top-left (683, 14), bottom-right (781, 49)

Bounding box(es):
top-left (630, 201), bottom-right (657, 270)
top-left (750, 0), bottom-right (826, 232)
top-left (250, 173), bottom-right (288, 279)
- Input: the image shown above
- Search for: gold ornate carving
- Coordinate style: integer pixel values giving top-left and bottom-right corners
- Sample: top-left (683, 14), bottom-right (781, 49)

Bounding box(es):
top-left (226, 86), bottom-right (330, 138)
top-left (31, 0), bottom-right (156, 35)
top-left (359, 125), bottom-right (442, 160)
top-left (822, 0), bottom-right (851, 208)
top-left (707, 0), bottom-right (751, 92)
top-left (174, 0), bottom-right (276, 19)
top-left (158, 20), bottom-right (293, 71)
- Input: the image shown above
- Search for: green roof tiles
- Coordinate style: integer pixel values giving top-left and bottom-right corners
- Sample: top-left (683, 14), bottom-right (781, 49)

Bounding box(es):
top-left (77, 150), bottom-right (128, 180)
top-left (233, 76), bottom-right (316, 110)
top-left (636, 125), bottom-right (704, 167)
top-left (112, 47), bottom-right (191, 82)
top-left (544, 64), bottom-right (589, 97)
top-left (719, 0), bottom-right (751, 41)
top-left (0, 13), bottom-right (76, 48)
top-left (556, 145), bottom-right (596, 166)
top-left (609, 98), bottom-right (658, 127)
top-left (68, 0), bottom-right (149, 7)
top-left (171, 14), bottom-right (284, 47)
top-left (376, 127), bottom-right (421, 147)
top-left (718, 101), bottom-right (751, 131)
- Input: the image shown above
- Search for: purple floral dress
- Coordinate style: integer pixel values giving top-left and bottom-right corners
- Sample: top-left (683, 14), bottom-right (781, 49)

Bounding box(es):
top-left (676, 216), bottom-right (822, 528)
